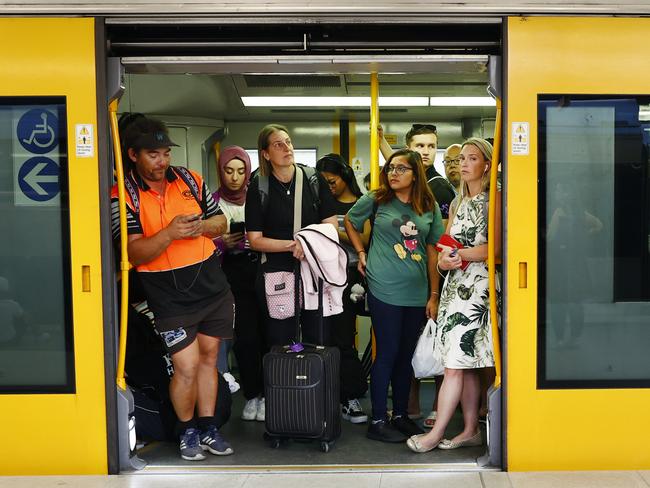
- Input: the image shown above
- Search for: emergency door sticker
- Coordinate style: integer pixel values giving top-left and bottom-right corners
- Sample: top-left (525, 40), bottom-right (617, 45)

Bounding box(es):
top-left (512, 122), bottom-right (529, 155)
top-left (75, 123), bottom-right (95, 158)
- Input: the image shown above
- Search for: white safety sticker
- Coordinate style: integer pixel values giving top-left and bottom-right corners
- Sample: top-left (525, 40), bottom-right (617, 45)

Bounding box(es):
top-left (511, 122), bottom-right (529, 155)
top-left (75, 123), bottom-right (94, 158)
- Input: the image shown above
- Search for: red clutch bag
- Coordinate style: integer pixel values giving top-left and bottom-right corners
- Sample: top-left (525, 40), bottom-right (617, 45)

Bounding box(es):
top-left (435, 234), bottom-right (469, 270)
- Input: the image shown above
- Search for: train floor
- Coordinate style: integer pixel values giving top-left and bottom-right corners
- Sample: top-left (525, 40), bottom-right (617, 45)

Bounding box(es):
top-left (136, 381), bottom-right (487, 472)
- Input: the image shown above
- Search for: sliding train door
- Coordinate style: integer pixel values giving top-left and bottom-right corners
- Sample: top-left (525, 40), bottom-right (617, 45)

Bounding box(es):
top-left (0, 18), bottom-right (108, 474)
top-left (506, 17), bottom-right (650, 470)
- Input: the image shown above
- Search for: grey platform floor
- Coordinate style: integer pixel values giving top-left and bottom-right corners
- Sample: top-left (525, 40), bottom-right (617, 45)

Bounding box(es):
top-left (137, 381), bottom-right (487, 472)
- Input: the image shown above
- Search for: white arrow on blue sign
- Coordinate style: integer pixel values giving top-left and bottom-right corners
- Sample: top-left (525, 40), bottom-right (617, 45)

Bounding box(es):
top-left (17, 157), bottom-right (60, 202)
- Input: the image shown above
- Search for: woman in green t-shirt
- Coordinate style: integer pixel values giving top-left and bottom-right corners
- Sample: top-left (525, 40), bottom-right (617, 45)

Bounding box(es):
top-left (345, 149), bottom-right (444, 443)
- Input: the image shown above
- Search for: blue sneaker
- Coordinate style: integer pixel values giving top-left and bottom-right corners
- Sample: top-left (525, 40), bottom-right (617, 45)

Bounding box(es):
top-left (200, 425), bottom-right (234, 456)
top-left (179, 428), bottom-right (206, 461)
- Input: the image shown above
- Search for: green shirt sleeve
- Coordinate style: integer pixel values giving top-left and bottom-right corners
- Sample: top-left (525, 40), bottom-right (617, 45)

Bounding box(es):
top-left (426, 202), bottom-right (444, 245)
top-left (346, 192), bottom-right (376, 231)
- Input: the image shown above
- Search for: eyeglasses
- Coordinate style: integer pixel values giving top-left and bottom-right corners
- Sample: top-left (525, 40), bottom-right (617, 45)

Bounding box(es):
top-left (443, 158), bottom-right (461, 166)
top-left (385, 164), bottom-right (413, 175)
top-left (411, 124), bottom-right (437, 132)
top-left (269, 138), bottom-right (293, 150)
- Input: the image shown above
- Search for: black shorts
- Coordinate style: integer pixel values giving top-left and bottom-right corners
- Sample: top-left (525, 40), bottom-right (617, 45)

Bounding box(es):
top-left (156, 290), bottom-right (235, 355)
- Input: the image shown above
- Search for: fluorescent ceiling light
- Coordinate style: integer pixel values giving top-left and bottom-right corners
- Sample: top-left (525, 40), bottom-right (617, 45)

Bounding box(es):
top-left (241, 96), bottom-right (428, 107)
top-left (429, 97), bottom-right (496, 106)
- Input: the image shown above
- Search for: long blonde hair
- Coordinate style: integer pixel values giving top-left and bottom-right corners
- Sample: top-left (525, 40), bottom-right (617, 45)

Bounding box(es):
top-left (460, 137), bottom-right (493, 198)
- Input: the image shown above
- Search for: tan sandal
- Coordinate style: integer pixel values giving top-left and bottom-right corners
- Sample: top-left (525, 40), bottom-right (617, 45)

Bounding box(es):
top-left (406, 434), bottom-right (439, 453)
top-left (437, 430), bottom-right (483, 450)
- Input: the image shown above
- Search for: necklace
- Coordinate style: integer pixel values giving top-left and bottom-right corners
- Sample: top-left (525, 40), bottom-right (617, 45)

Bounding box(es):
top-left (274, 173), bottom-right (295, 195)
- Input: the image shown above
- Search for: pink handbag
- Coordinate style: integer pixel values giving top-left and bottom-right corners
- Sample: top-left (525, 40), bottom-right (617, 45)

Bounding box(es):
top-left (264, 271), bottom-right (300, 320)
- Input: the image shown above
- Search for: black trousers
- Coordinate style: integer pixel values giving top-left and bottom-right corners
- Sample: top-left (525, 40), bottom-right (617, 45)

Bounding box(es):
top-left (223, 252), bottom-right (266, 401)
top-left (256, 265), bottom-right (368, 403)
top-left (330, 266), bottom-right (368, 402)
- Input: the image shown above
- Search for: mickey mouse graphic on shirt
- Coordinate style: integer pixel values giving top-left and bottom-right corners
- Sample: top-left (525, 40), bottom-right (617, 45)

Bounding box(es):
top-left (392, 214), bottom-right (422, 262)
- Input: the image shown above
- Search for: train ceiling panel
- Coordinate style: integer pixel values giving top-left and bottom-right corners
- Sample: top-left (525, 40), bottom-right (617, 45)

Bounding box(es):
top-left (120, 71), bottom-right (495, 122)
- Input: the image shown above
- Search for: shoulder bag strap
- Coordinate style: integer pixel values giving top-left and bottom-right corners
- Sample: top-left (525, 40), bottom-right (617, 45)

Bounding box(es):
top-left (293, 166), bottom-right (304, 342)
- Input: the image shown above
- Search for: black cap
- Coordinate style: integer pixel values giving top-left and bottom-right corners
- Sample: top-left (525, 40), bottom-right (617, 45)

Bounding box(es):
top-left (134, 131), bottom-right (179, 150)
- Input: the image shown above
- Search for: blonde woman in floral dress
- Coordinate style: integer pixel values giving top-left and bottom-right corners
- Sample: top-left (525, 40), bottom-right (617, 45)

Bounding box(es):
top-left (407, 137), bottom-right (501, 453)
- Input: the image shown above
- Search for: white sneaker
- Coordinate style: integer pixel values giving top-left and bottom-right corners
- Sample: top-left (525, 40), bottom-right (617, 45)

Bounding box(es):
top-left (255, 397), bottom-right (265, 422)
top-left (241, 397), bottom-right (258, 421)
top-left (222, 372), bottom-right (240, 394)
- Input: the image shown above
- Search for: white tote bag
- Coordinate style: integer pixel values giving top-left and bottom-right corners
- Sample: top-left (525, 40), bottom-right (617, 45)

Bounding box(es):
top-left (412, 319), bottom-right (444, 378)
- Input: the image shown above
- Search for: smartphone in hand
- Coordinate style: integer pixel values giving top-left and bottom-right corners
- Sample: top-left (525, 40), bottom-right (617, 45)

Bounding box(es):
top-left (230, 221), bottom-right (245, 234)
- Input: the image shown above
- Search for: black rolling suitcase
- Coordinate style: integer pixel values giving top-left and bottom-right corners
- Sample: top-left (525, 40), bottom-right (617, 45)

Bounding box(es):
top-left (263, 272), bottom-right (341, 452)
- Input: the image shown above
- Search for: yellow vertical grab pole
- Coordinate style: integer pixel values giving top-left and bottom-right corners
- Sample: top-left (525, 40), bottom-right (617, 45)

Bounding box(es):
top-left (108, 100), bottom-right (130, 390)
top-left (488, 98), bottom-right (502, 388)
top-left (369, 72), bottom-right (380, 361)
top-left (369, 72), bottom-right (380, 190)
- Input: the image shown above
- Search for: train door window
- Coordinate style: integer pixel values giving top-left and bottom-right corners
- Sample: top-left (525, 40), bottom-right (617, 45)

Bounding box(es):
top-left (538, 95), bottom-right (650, 388)
top-left (0, 97), bottom-right (74, 393)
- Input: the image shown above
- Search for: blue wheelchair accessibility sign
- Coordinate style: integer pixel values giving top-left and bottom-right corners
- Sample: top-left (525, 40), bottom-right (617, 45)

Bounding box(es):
top-left (18, 157), bottom-right (60, 202)
top-left (16, 108), bottom-right (59, 154)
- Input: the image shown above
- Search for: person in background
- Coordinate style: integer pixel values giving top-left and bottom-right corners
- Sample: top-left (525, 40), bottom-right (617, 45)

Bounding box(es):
top-left (345, 149), bottom-right (444, 443)
top-left (407, 138), bottom-right (501, 453)
top-left (419, 142), bottom-right (463, 430)
top-left (443, 144), bottom-right (462, 194)
top-left (111, 116), bottom-right (234, 461)
top-left (379, 124), bottom-right (456, 423)
top-left (212, 146), bottom-right (267, 422)
top-left (246, 124), bottom-right (338, 347)
top-left (379, 124), bottom-right (456, 223)
top-left (316, 153), bottom-right (370, 425)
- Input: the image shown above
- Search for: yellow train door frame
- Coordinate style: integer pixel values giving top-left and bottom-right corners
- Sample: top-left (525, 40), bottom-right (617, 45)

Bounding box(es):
top-left (506, 16), bottom-right (650, 470)
top-left (0, 18), bottom-right (110, 475)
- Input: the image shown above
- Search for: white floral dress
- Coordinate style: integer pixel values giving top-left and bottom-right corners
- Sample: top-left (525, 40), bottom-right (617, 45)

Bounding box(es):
top-left (433, 192), bottom-right (500, 369)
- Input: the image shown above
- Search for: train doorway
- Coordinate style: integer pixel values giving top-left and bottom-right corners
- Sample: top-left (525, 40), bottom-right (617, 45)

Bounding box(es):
top-left (104, 18), bottom-right (504, 473)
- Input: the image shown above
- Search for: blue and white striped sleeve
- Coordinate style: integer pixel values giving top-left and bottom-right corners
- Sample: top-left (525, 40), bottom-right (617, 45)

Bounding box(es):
top-left (111, 196), bottom-right (143, 241)
top-left (203, 182), bottom-right (222, 218)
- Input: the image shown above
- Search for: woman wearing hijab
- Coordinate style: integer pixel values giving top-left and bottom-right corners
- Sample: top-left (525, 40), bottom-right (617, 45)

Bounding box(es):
top-left (213, 146), bottom-right (266, 423)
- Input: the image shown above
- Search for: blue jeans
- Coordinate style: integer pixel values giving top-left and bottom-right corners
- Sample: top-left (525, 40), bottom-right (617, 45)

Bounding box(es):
top-left (367, 290), bottom-right (426, 421)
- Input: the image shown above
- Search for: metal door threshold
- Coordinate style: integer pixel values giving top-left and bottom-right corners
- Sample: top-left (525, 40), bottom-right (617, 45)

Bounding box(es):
top-left (136, 463), bottom-right (500, 474)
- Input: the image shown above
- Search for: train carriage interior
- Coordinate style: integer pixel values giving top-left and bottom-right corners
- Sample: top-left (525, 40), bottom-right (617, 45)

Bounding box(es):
top-left (111, 21), bottom-right (499, 470)
top-left (114, 55), bottom-right (499, 470)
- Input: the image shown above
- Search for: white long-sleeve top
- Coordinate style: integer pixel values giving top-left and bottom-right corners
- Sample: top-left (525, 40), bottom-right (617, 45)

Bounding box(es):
top-left (294, 223), bottom-right (348, 317)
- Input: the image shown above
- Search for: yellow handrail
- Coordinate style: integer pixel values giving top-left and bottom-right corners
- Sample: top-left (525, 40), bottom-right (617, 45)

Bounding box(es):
top-left (488, 98), bottom-right (503, 388)
top-left (109, 100), bottom-right (131, 391)
top-left (369, 72), bottom-right (380, 190)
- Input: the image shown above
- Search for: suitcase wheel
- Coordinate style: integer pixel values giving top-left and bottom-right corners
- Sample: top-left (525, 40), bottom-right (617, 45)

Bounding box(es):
top-left (320, 441), bottom-right (333, 453)
top-left (271, 438), bottom-right (282, 449)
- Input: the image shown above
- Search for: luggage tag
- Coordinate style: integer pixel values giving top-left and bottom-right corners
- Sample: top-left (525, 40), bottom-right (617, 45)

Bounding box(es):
top-left (289, 342), bottom-right (304, 353)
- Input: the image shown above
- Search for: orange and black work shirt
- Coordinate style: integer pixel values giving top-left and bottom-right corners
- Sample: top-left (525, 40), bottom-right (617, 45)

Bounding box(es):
top-left (111, 166), bottom-right (229, 326)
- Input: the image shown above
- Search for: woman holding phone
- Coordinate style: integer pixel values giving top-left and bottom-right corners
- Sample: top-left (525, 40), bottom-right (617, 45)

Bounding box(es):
top-left (213, 146), bottom-right (266, 422)
top-left (407, 137), bottom-right (501, 453)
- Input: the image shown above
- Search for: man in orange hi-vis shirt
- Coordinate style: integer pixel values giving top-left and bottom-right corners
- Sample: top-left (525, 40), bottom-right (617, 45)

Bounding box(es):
top-left (111, 116), bottom-right (234, 461)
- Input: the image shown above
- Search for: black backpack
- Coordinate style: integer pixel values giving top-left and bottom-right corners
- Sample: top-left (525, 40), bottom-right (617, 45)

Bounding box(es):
top-left (257, 164), bottom-right (320, 215)
top-left (124, 165), bottom-right (207, 217)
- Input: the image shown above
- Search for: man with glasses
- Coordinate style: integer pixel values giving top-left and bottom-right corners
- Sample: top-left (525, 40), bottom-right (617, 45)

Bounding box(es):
top-left (443, 143), bottom-right (462, 194)
top-left (379, 124), bottom-right (456, 223)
